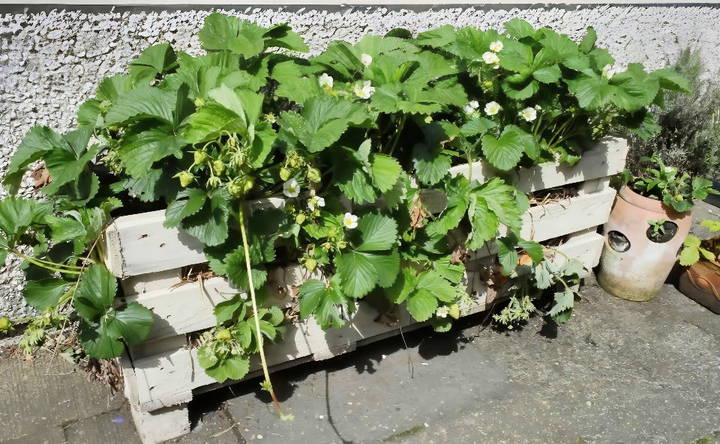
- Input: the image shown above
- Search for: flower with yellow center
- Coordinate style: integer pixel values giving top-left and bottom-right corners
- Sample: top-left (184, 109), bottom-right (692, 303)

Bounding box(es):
top-left (484, 101), bottom-right (502, 116)
top-left (481, 51), bottom-right (500, 65)
top-left (353, 80), bottom-right (375, 99)
top-left (519, 107), bottom-right (537, 122)
top-left (319, 73), bottom-right (334, 89)
top-left (360, 53), bottom-right (373, 66)
top-left (342, 212), bottom-right (359, 229)
top-left (282, 179), bottom-right (300, 198)
top-left (489, 40), bottom-right (504, 53)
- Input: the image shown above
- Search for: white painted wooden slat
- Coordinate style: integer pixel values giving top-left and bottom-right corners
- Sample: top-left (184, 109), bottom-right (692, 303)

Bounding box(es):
top-left (101, 197), bottom-right (285, 277)
top-left (127, 277), bottom-right (239, 341)
top-left (521, 187), bottom-right (615, 241)
top-left (448, 136), bottom-right (628, 193)
top-left (128, 230), bottom-right (603, 413)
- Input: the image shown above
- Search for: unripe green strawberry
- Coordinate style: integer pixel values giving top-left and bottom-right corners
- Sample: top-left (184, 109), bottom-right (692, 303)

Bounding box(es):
top-left (280, 167), bottom-right (291, 181)
top-left (177, 171), bottom-right (194, 187)
top-left (448, 304), bottom-right (460, 320)
top-left (304, 258), bottom-right (317, 271)
top-left (215, 328), bottom-right (232, 341)
top-left (194, 150), bottom-right (208, 165)
top-left (213, 160), bottom-right (225, 176)
top-left (194, 97), bottom-right (205, 107)
top-left (295, 214), bottom-right (306, 224)
top-left (307, 167), bottom-right (321, 183)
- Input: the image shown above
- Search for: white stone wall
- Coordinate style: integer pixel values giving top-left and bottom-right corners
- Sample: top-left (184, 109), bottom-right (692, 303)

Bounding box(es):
top-left (1, 4), bottom-right (719, 319)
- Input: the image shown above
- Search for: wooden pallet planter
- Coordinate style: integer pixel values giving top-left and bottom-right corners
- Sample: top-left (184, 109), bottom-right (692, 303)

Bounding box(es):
top-left (105, 137), bottom-right (628, 443)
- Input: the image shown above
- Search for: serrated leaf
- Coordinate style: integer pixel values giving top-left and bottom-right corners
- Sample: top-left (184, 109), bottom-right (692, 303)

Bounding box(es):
top-left (412, 123), bottom-right (452, 186)
top-left (532, 64), bottom-right (561, 83)
top-left (199, 13), bottom-right (266, 57)
top-left (482, 125), bottom-right (535, 171)
top-left (43, 215), bottom-right (86, 244)
top-left (336, 251), bottom-right (378, 298)
top-left (225, 246), bottom-right (267, 292)
top-left (165, 189), bottom-right (207, 228)
top-left (385, 267), bottom-right (417, 304)
top-left (182, 102), bottom-right (247, 144)
top-left (371, 154), bottom-right (401, 193)
top-left (0, 197), bottom-right (52, 241)
top-left (280, 96), bottom-right (367, 153)
top-left (105, 301), bottom-right (154, 346)
top-left (128, 43), bottom-right (177, 85)
top-left (78, 320), bottom-right (124, 359)
top-left (214, 295), bottom-right (246, 324)
top-left (496, 237), bottom-right (519, 275)
top-left (181, 190), bottom-right (230, 247)
top-left (204, 355), bottom-right (250, 383)
top-left (504, 18), bottom-right (535, 39)
top-left (548, 288), bottom-right (575, 321)
top-left (118, 128), bottom-right (186, 177)
top-left (417, 271), bottom-right (456, 302)
top-left (105, 86), bottom-right (176, 125)
top-left (4, 126), bottom-right (68, 192)
top-left (298, 278), bottom-right (347, 329)
top-left (24, 279), bottom-right (70, 310)
top-left (336, 164), bottom-right (378, 205)
top-left (518, 240), bottom-right (544, 263)
top-left (73, 264), bottom-right (117, 322)
top-left (406, 289), bottom-right (438, 322)
top-left (579, 27), bottom-right (597, 53)
top-left (356, 213), bottom-right (398, 252)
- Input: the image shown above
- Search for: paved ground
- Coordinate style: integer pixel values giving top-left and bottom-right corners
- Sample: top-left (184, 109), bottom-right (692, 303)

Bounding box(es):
top-left (2, 202), bottom-right (720, 444)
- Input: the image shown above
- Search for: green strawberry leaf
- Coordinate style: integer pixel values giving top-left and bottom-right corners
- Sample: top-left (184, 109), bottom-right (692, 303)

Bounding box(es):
top-left (24, 279), bottom-right (70, 310)
top-left (73, 264), bottom-right (117, 322)
top-left (356, 213), bottom-right (398, 252)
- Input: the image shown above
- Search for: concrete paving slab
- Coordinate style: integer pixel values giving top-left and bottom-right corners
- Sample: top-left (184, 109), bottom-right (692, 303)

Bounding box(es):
top-left (0, 351), bottom-right (126, 441)
top-left (212, 275), bottom-right (719, 444)
top-left (64, 407), bottom-right (141, 444)
top-left (175, 408), bottom-right (245, 444)
top-left (1, 425), bottom-right (65, 444)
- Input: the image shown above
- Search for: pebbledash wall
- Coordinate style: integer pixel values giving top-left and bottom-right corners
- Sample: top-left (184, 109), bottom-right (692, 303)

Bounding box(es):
top-left (1, 3), bottom-right (720, 320)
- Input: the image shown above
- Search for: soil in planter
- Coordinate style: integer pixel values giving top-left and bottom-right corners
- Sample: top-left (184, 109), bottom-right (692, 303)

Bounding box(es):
top-left (530, 185), bottom-right (578, 207)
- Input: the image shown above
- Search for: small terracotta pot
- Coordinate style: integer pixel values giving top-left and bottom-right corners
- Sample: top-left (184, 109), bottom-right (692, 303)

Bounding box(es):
top-left (597, 186), bottom-right (692, 301)
top-left (679, 261), bottom-right (720, 314)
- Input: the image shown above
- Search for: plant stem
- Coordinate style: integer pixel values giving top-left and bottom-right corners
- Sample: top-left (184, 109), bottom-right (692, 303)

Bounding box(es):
top-left (13, 251), bottom-right (81, 275)
top-left (238, 205), bottom-right (290, 419)
top-left (388, 114), bottom-right (407, 157)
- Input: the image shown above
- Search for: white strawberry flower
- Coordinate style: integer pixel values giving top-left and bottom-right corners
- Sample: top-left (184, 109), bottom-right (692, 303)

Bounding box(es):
top-left (489, 40), bottom-right (504, 53)
top-left (602, 64), bottom-right (616, 79)
top-left (519, 107), bottom-right (537, 122)
top-left (319, 73), bottom-right (334, 89)
top-left (463, 100), bottom-right (480, 115)
top-left (436, 306), bottom-right (450, 318)
top-left (360, 53), bottom-right (373, 67)
top-left (484, 101), bottom-right (502, 116)
top-left (482, 51), bottom-right (500, 65)
top-left (282, 179), bottom-right (300, 198)
top-left (342, 212), bottom-right (359, 229)
top-left (354, 80), bottom-right (375, 99)
top-left (308, 196), bottom-right (326, 211)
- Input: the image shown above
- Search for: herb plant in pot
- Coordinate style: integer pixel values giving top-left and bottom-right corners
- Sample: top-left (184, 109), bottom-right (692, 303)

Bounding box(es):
top-left (598, 154), bottom-right (716, 301)
top-left (677, 219), bottom-right (720, 313)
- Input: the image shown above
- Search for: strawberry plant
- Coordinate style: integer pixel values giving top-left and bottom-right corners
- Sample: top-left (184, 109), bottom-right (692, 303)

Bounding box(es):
top-left (0, 13), bottom-right (690, 416)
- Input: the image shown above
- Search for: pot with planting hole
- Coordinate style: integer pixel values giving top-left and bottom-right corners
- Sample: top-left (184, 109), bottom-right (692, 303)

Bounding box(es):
top-left (597, 186), bottom-right (692, 301)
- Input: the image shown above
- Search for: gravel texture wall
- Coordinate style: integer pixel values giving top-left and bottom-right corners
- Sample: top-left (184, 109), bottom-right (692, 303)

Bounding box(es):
top-left (1, 4), bottom-right (719, 320)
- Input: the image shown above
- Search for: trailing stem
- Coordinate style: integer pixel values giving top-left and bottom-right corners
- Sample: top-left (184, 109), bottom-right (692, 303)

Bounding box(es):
top-left (238, 205), bottom-right (292, 420)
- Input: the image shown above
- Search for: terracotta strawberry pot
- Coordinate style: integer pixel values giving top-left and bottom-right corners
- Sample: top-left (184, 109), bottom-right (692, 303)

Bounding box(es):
top-left (597, 186), bottom-right (692, 301)
top-left (679, 259), bottom-right (720, 314)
